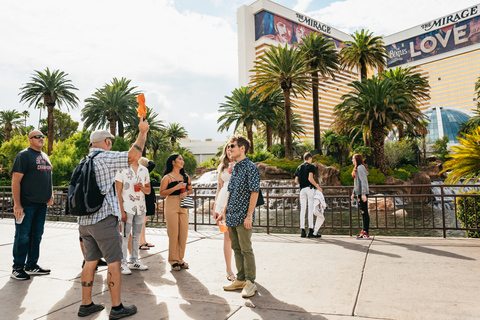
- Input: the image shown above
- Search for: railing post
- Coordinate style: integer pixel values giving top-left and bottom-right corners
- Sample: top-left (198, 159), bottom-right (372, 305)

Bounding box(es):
top-left (349, 188), bottom-right (353, 237)
top-left (266, 187), bottom-right (270, 235)
top-left (193, 188), bottom-right (197, 231)
top-left (441, 185), bottom-right (446, 238)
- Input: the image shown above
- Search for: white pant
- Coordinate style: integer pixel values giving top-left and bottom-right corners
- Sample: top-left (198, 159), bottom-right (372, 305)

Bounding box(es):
top-left (299, 187), bottom-right (315, 229)
top-left (121, 213), bottom-right (145, 263)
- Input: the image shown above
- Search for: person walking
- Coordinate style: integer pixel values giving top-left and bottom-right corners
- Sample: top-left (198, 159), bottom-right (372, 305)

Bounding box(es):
top-left (217, 135), bottom-right (260, 298)
top-left (115, 158), bottom-right (151, 275)
top-left (294, 152), bottom-right (323, 238)
top-left (159, 154), bottom-right (192, 271)
top-left (351, 154), bottom-right (370, 240)
top-left (76, 117), bottom-right (149, 319)
top-left (11, 130), bottom-right (53, 280)
top-left (213, 143), bottom-right (236, 281)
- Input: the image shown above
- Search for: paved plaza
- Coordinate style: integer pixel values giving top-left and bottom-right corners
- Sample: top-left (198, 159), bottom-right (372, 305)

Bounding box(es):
top-left (0, 218), bottom-right (478, 320)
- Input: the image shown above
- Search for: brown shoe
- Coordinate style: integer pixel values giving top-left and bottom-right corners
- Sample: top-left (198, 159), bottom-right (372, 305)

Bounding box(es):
top-left (223, 279), bottom-right (246, 291)
top-left (171, 263), bottom-right (181, 271)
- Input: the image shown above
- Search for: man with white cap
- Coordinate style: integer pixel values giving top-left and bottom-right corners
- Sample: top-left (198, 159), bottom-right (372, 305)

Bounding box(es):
top-left (77, 118), bottom-right (149, 319)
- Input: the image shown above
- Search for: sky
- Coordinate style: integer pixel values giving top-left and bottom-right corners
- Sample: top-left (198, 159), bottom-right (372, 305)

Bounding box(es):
top-left (1, 0), bottom-right (479, 142)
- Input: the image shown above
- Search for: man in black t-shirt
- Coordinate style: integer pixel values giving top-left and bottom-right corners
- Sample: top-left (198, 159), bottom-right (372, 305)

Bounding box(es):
top-left (295, 153), bottom-right (322, 238)
top-left (11, 130), bottom-right (53, 280)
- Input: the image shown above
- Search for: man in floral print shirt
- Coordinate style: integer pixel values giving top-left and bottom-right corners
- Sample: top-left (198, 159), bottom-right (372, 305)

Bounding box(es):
top-left (217, 135), bottom-right (260, 298)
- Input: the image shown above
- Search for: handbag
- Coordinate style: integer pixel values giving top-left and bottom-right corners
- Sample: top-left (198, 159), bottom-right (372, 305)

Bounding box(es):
top-left (181, 196), bottom-right (194, 209)
top-left (256, 189), bottom-right (264, 207)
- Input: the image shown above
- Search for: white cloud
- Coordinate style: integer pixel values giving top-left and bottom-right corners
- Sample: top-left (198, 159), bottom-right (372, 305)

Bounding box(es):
top-left (189, 112), bottom-right (200, 117)
top-left (307, 0), bottom-right (480, 35)
top-left (293, 0), bottom-right (313, 13)
top-left (203, 111), bottom-right (221, 120)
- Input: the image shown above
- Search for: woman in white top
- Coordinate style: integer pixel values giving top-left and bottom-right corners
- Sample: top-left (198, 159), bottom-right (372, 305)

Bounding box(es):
top-left (213, 143), bottom-right (236, 281)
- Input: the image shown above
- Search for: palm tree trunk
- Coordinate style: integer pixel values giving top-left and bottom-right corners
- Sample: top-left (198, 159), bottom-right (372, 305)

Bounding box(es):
top-left (45, 95), bottom-right (55, 155)
top-left (266, 124), bottom-right (272, 150)
top-left (118, 119), bottom-right (124, 137)
top-left (247, 123), bottom-right (254, 154)
top-left (397, 124), bottom-right (405, 140)
top-left (371, 125), bottom-right (387, 174)
top-left (109, 117), bottom-right (116, 137)
top-left (312, 71), bottom-right (322, 151)
top-left (6, 127), bottom-right (11, 142)
top-left (360, 60), bottom-right (367, 81)
top-left (283, 88), bottom-right (293, 160)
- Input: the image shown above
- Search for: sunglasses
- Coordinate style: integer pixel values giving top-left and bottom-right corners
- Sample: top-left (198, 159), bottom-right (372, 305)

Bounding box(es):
top-left (30, 134), bottom-right (44, 139)
top-left (228, 144), bottom-right (237, 149)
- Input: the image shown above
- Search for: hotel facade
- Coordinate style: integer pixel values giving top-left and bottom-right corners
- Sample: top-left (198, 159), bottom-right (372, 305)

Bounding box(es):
top-left (237, 0), bottom-right (480, 143)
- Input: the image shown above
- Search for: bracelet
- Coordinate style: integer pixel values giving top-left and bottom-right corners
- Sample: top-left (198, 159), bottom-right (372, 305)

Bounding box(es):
top-left (133, 144), bottom-right (143, 152)
top-left (245, 217), bottom-right (252, 220)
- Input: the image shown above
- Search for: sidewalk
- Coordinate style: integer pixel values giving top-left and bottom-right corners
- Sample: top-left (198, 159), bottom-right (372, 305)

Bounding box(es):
top-left (0, 219), bottom-right (478, 320)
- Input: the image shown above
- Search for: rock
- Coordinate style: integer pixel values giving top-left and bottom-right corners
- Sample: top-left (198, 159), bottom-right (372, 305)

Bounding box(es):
top-left (257, 163), bottom-right (293, 180)
top-left (313, 163), bottom-right (342, 187)
top-left (393, 209), bottom-right (407, 215)
top-left (193, 166), bottom-right (216, 180)
top-left (404, 171), bottom-right (431, 202)
top-left (426, 155), bottom-right (438, 162)
top-left (367, 194), bottom-right (395, 211)
top-left (419, 162), bottom-right (447, 180)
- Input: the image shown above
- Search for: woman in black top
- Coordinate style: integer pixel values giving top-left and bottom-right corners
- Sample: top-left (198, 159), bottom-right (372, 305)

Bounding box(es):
top-left (159, 154), bottom-right (193, 271)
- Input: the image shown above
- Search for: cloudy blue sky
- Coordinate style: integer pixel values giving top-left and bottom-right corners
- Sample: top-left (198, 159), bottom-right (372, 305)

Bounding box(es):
top-left (1, 0), bottom-right (478, 141)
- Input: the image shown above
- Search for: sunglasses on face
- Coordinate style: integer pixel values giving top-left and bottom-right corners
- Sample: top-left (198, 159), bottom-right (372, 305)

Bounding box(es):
top-left (30, 135), bottom-right (44, 139)
top-left (228, 144), bottom-right (237, 149)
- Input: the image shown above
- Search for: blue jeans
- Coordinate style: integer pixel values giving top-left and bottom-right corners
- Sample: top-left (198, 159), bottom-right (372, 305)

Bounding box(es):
top-left (12, 203), bottom-right (47, 270)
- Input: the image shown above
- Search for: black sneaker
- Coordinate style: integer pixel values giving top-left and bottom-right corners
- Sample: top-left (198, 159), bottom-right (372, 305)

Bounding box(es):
top-left (307, 228), bottom-right (314, 238)
top-left (109, 304), bottom-right (137, 320)
top-left (301, 229), bottom-right (306, 238)
top-left (11, 268), bottom-right (30, 280)
top-left (78, 303), bottom-right (105, 317)
top-left (25, 266), bottom-right (50, 275)
top-left (97, 259), bottom-right (108, 266)
top-left (313, 233), bottom-right (322, 238)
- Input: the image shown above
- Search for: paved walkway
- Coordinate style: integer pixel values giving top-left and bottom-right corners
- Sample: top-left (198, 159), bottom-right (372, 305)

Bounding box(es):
top-left (0, 219), bottom-right (478, 320)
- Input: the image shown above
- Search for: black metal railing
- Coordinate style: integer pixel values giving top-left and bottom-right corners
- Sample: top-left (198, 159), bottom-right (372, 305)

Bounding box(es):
top-left (1, 184), bottom-right (479, 238)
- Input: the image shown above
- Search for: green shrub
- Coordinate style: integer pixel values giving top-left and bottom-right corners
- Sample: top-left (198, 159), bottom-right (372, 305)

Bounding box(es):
top-left (199, 157), bottom-right (218, 169)
top-left (0, 178), bottom-right (11, 186)
top-left (456, 191), bottom-right (480, 238)
top-left (149, 171), bottom-right (161, 187)
top-left (393, 168), bottom-right (410, 181)
top-left (154, 148), bottom-right (197, 177)
top-left (432, 135), bottom-right (450, 161)
top-left (270, 144), bottom-right (285, 158)
top-left (312, 154), bottom-right (336, 167)
top-left (248, 150), bottom-right (275, 163)
top-left (340, 164), bottom-right (385, 186)
top-left (384, 140), bottom-right (416, 169)
top-left (111, 137), bottom-right (130, 152)
top-left (261, 158), bottom-right (302, 174)
top-left (400, 164), bottom-right (420, 174)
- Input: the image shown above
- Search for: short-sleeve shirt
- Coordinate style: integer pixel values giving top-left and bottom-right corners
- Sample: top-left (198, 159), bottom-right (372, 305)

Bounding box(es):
top-left (11, 147), bottom-right (52, 204)
top-left (115, 164), bottom-right (150, 215)
top-left (226, 157), bottom-right (260, 227)
top-left (295, 162), bottom-right (315, 190)
top-left (78, 148), bottom-right (129, 226)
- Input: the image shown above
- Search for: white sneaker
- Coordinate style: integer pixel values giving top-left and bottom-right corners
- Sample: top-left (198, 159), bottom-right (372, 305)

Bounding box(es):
top-left (128, 260), bottom-right (148, 271)
top-left (121, 262), bottom-right (132, 275)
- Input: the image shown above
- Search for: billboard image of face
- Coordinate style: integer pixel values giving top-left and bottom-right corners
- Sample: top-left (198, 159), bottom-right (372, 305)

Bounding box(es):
top-left (387, 15), bottom-right (480, 67)
top-left (255, 10), bottom-right (342, 48)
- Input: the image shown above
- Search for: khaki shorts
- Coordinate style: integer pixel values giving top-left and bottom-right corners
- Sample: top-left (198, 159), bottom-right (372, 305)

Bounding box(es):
top-left (79, 215), bottom-right (123, 264)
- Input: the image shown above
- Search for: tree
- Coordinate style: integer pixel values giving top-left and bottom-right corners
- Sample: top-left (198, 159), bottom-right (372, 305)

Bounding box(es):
top-left (165, 123), bottom-right (188, 147)
top-left (21, 110), bottom-right (30, 128)
top-left (321, 130), bottom-right (349, 166)
top-left (458, 105), bottom-right (480, 136)
top-left (82, 77), bottom-right (139, 137)
top-left (19, 68), bottom-right (79, 155)
top-left (299, 33), bottom-right (340, 151)
top-left (218, 86), bottom-right (274, 154)
top-left (443, 127), bottom-right (480, 184)
top-left (0, 110), bottom-right (23, 142)
top-left (333, 77), bottom-right (425, 174)
top-left (381, 66), bottom-right (430, 139)
top-left (269, 106), bottom-right (305, 146)
top-left (340, 29), bottom-right (388, 81)
top-left (39, 109), bottom-right (79, 141)
top-left (258, 88), bottom-right (284, 150)
top-left (250, 44), bottom-right (312, 159)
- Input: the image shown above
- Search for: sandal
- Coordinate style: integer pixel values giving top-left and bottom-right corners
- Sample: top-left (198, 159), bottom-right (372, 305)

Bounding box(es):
top-left (146, 243), bottom-right (155, 247)
top-left (226, 271), bottom-right (235, 281)
top-left (171, 263), bottom-right (181, 271)
top-left (139, 243), bottom-right (150, 250)
top-left (180, 262), bottom-right (189, 269)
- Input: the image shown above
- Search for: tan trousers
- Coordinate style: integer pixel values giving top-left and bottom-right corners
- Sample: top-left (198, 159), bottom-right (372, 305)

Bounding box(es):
top-left (165, 195), bottom-right (189, 266)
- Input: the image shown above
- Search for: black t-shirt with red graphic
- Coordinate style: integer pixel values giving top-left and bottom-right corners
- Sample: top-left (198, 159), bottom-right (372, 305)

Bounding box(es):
top-left (12, 147), bottom-right (52, 204)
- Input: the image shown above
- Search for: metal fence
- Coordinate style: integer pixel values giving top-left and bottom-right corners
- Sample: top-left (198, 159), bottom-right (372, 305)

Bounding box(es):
top-left (1, 184), bottom-right (479, 238)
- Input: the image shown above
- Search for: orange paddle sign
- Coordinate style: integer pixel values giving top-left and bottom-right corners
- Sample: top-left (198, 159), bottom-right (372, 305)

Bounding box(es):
top-left (136, 94), bottom-right (147, 118)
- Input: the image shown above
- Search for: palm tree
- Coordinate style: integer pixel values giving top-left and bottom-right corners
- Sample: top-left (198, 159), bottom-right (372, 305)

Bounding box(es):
top-left (36, 102), bottom-right (45, 129)
top-left (166, 123), bottom-right (188, 147)
top-left (149, 130), bottom-right (171, 161)
top-left (125, 107), bottom-right (165, 156)
top-left (333, 77), bottom-right (426, 174)
top-left (250, 44), bottom-right (312, 159)
top-left (21, 110), bottom-right (30, 128)
top-left (269, 107), bottom-right (306, 145)
top-left (443, 126), bottom-right (480, 184)
top-left (258, 88), bottom-right (284, 150)
top-left (218, 86), bottom-right (274, 154)
top-left (381, 66), bottom-right (430, 139)
top-left (82, 78), bottom-right (138, 137)
top-left (299, 33), bottom-right (340, 151)
top-left (340, 29), bottom-right (388, 81)
top-left (321, 129), bottom-right (349, 166)
top-left (0, 110), bottom-right (23, 142)
top-left (19, 68), bottom-right (79, 155)
top-left (458, 105), bottom-right (480, 135)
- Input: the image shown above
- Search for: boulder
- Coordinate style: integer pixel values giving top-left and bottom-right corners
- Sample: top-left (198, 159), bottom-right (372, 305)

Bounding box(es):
top-left (193, 166), bottom-right (216, 180)
top-left (313, 162), bottom-right (342, 187)
top-left (393, 209), bottom-right (408, 215)
top-left (419, 162), bottom-right (447, 180)
top-left (405, 171), bottom-right (431, 201)
top-left (368, 194), bottom-right (395, 211)
top-left (257, 163), bottom-right (293, 180)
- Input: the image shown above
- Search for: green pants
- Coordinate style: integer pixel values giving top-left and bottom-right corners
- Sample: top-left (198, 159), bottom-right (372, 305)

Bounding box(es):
top-left (228, 223), bottom-right (256, 282)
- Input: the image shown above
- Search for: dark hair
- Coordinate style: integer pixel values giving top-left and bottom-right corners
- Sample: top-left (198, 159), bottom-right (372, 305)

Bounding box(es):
top-left (303, 152), bottom-right (312, 161)
top-left (230, 135), bottom-right (250, 154)
top-left (353, 154), bottom-right (365, 167)
top-left (164, 153), bottom-right (188, 183)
